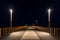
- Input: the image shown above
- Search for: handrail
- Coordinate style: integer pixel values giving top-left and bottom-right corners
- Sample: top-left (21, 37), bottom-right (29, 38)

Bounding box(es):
top-left (32, 26), bottom-right (60, 38)
top-left (0, 26), bottom-right (60, 39)
top-left (0, 26), bottom-right (28, 37)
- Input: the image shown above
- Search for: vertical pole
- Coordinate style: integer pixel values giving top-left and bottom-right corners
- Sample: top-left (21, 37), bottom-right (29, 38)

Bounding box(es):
top-left (54, 28), bottom-right (55, 36)
top-left (0, 28), bottom-right (1, 37)
top-left (48, 9), bottom-right (51, 33)
top-left (36, 19), bottom-right (37, 25)
top-left (10, 12), bottom-right (12, 33)
top-left (57, 28), bottom-right (58, 37)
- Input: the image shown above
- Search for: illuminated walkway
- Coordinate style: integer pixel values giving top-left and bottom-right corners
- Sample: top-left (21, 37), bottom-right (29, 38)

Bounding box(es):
top-left (21, 30), bottom-right (40, 40)
top-left (1, 30), bottom-right (56, 40)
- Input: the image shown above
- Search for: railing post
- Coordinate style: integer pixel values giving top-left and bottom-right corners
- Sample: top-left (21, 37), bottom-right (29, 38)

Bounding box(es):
top-left (54, 28), bottom-right (55, 36)
top-left (50, 28), bottom-right (51, 33)
top-left (3, 28), bottom-right (4, 37)
top-left (9, 28), bottom-right (10, 34)
top-left (56, 28), bottom-right (58, 37)
top-left (5, 28), bottom-right (7, 36)
top-left (0, 28), bottom-right (1, 37)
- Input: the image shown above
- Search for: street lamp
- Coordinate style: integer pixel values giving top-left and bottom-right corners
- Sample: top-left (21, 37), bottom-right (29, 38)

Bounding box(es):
top-left (48, 8), bottom-right (51, 33)
top-left (9, 9), bottom-right (13, 33)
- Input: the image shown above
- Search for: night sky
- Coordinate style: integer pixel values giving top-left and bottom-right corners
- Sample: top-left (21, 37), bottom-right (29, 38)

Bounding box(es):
top-left (0, 0), bottom-right (60, 28)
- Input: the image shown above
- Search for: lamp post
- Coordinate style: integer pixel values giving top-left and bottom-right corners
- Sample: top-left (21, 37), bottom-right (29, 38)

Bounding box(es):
top-left (10, 9), bottom-right (13, 33)
top-left (48, 8), bottom-right (51, 33)
top-left (36, 19), bottom-right (37, 25)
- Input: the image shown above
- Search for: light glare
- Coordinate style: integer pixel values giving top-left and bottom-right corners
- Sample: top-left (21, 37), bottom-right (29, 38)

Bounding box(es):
top-left (48, 9), bottom-right (51, 13)
top-left (10, 9), bottom-right (13, 13)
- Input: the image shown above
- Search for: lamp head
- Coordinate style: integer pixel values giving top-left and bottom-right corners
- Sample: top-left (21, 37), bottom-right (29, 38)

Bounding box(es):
top-left (10, 9), bottom-right (13, 13)
top-left (48, 8), bottom-right (51, 13)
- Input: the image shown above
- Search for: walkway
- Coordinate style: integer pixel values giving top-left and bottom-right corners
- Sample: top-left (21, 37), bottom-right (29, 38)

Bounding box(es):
top-left (1, 30), bottom-right (56, 40)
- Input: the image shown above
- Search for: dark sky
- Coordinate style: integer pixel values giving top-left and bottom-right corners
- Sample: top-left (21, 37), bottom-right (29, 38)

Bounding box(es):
top-left (0, 0), bottom-right (60, 28)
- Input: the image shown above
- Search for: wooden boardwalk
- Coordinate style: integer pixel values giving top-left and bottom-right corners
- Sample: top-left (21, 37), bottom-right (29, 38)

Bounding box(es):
top-left (1, 30), bottom-right (56, 40)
